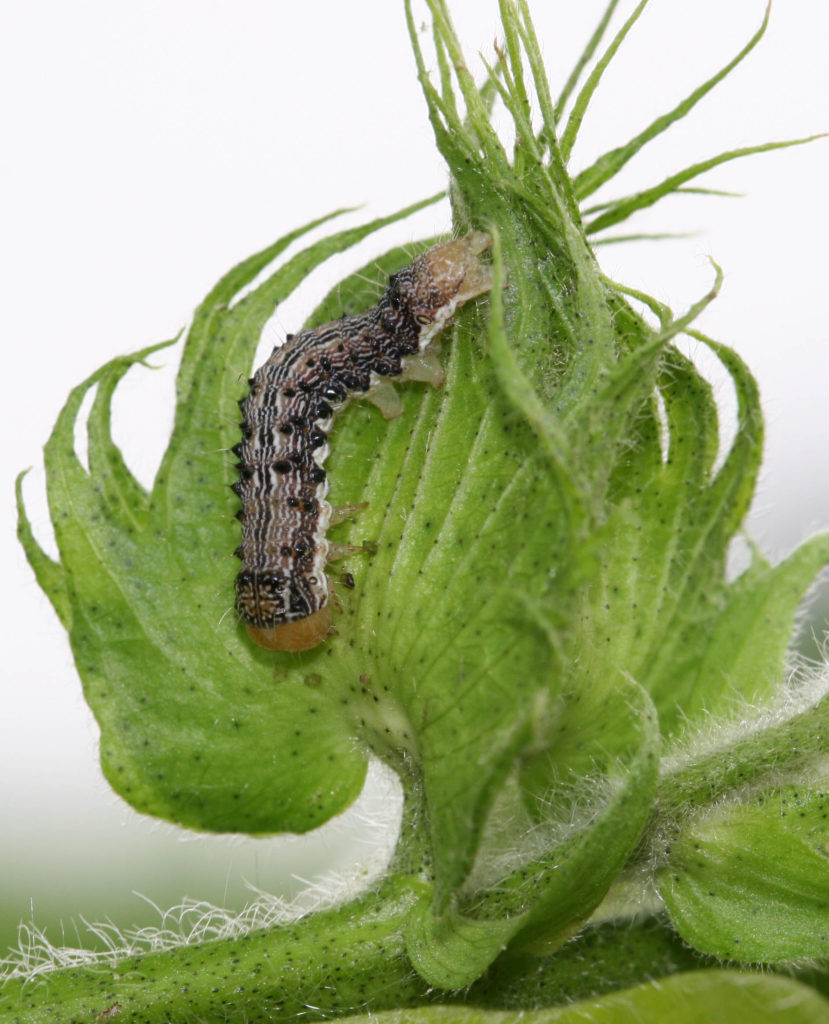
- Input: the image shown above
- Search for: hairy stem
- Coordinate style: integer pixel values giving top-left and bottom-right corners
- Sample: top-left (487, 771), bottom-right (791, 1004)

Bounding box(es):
top-left (0, 881), bottom-right (429, 1024)
top-left (638, 685), bottom-right (829, 865)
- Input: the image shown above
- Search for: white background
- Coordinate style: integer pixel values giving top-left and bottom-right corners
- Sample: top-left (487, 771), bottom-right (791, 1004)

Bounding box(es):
top-left (2, 0), bottom-right (828, 949)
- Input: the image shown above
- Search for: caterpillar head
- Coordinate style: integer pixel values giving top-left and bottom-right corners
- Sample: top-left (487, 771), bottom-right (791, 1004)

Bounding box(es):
top-left (235, 568), bottom-right (333, 652)
top-left (390, 231), bottom-right (494, 333)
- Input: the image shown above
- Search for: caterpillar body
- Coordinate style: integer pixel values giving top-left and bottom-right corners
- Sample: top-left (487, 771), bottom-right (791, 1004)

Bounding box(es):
top-left (232, 231), bottom-right (493, 652)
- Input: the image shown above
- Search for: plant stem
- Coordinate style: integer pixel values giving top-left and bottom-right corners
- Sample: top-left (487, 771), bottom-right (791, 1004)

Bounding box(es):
top-left (639, 687), bottom-right (829, 863)
top-left (0, 880), bottom-right (429, 1024)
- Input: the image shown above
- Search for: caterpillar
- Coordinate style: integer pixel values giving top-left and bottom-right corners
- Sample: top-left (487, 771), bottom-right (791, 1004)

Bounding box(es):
top-left (232, 231), bottom-right (493, 652)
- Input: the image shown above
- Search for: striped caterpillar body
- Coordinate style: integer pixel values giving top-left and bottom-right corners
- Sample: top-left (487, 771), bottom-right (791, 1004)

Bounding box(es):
top-left (233, 231), bottom-right (494, 652)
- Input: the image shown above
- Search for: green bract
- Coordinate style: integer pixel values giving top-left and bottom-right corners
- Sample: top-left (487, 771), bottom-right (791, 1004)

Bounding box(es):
top-left (8, 0), bottom-right (829, 1021)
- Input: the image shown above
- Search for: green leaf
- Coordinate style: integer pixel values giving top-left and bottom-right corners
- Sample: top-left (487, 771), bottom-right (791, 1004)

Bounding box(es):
top-left (585, 136), bottom-right (824, 235)
top-left (405, 678), bottom-right (660, 987)
top-left (484, 229), bottom-right (585, 536)
top-left (406, 911), bottom-right (520, 993)
top-left (493, 679), bottom-right (661, 952)
top-left (554, 0), bottom-right (622, 125)
top-left (85, 349), bottom-right (164, 525)
top-left (618, 334), bottom-right (766, 731)
top-left (592, 232), bottom-right (697, 246)
top-left (554, 290), bottom-right (773, 735)
top-left (660, 802), bottom-right (829, 962)
top-left (584, 187), bottom-right (743, 218)
top-left (759, 784), bottom-right (829, 854)
top-left (41, 343), bottom-right (368, 834)
top-left (339, 971), bottom-right (829, 1023)
top-left (559, 0), bottom-right (651, 164)
top-left (679, 532), bottom-right (829, 714)
top-left (15, 471), bottom-right (70, 629)
top-left (467, 914), bottom-right (705, 1007)
top-left (335, 312), bottom-right (570, 906)
top-left (573, 3), bottom-right (771, 199)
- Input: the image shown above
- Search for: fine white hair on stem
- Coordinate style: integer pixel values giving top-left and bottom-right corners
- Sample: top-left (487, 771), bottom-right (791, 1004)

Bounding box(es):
top-left (1, 759), bottom-right (402, 983)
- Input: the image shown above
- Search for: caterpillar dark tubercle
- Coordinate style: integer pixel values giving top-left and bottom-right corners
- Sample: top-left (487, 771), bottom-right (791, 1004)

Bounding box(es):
top-left (232, 231), bottom-right (494, 652)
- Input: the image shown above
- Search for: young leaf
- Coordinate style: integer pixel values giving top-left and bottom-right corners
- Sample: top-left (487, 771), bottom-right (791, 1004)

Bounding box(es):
top-left (573, 3), bottom-right (772, 199)
top-left (405, 677), bottom-right (660, 988)
top-left (559, 0), bottom-right (651, 163)
top-left (660, 802), bottom-right (829, 962)
top-left (336, 972), bottom-right (829, 1023)
top-left (554, 0), bottom-right (622, 125)
top-left (585, 137), bottom-right (824, 235)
